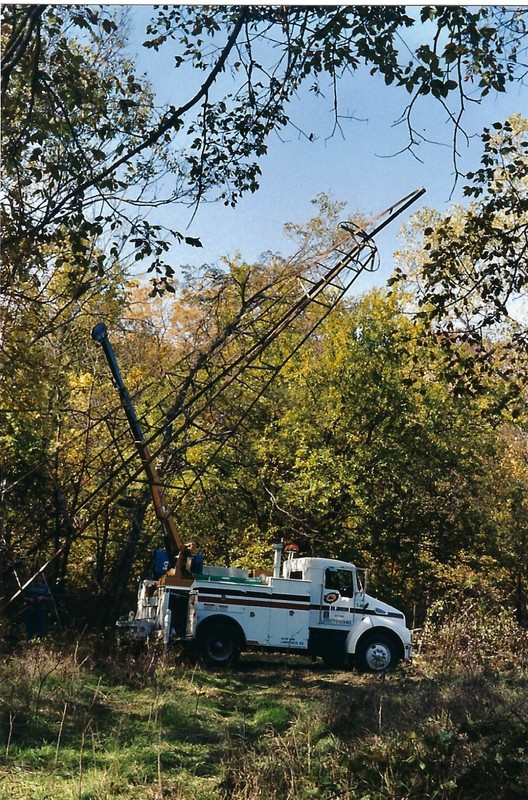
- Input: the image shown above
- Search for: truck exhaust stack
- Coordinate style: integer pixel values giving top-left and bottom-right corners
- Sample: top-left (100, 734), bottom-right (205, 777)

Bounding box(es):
top-left (272, 542), bottom-right (284, 578)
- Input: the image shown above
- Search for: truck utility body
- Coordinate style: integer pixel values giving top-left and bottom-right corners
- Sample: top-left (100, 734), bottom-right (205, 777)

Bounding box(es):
top-left (119, 547), bottom-right (412, 672)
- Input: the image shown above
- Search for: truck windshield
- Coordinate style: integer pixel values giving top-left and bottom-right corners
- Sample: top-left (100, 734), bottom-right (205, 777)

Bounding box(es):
top-left (324, 568), bottom-right (355, 598)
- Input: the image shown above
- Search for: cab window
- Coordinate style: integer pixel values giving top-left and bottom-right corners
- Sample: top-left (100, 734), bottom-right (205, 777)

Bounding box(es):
top-left (324, 568), bottom-right (355, 598)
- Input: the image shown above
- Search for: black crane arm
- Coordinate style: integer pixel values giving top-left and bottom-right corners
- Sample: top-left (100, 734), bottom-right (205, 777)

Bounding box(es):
top-left (91, 322), bottom-right (183, 568)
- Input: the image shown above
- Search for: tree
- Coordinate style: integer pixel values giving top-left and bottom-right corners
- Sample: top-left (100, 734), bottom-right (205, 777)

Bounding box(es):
top-left (0, 252), bottom-right (133, 610)
top-left (2, 5), bottom-right (527, 295)
top-left (1, 188), bottom-right (362, 619)
top-left (392, 115), bottom-right (528, 401)
top-left (163, 280), bottom-right (516, 618)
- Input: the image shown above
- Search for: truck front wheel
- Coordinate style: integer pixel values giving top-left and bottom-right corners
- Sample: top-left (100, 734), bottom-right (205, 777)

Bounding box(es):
top-left (198, 620), bottom-right (241, 668)
top-left (356, 633), bottom-right (401, 673)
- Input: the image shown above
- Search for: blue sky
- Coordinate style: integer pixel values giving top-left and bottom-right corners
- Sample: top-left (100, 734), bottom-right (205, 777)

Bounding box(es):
top-left (127, 6), bottom-right (527, 294)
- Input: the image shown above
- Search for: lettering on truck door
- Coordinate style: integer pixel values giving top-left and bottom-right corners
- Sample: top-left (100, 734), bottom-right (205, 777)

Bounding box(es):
top-left (320, 567), bottom-right (357, 626)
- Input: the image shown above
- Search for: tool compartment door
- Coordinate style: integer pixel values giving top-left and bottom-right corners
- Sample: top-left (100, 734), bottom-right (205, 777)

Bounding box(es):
top-left (266, 580), bottom-right (310, 649)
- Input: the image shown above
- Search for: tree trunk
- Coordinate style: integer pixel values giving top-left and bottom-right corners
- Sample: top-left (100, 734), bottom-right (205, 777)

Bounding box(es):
top-left (98, 489), bottom-right (150, 629)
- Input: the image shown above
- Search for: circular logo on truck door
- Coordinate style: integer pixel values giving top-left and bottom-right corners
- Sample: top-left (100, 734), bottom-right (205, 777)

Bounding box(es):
top-left (323, 592), bottom-right (340, 604)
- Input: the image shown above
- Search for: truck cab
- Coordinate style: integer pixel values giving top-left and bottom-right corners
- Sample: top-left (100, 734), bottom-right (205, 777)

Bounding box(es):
top-left (282, 555), bottom-right (412, 670)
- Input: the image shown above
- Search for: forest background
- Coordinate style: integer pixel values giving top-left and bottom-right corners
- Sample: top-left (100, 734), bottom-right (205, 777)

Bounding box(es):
top-left (2, 6), bottom-right (528, 799)
top-left (1, 4), bottom-right (527, 638)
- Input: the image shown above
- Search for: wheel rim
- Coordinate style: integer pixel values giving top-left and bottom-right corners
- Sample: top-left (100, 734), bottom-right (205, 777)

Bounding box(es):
top-left (207, 632), bottom-right (233, 662)
top-left (365, 641), bottom-right (392, 671)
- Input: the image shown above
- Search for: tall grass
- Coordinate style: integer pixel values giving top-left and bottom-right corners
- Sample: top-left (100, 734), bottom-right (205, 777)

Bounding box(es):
top-left (1, 606), bottom-right (527, 800)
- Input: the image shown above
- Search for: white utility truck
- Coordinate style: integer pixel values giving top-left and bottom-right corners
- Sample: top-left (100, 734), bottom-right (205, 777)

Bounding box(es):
top-left (92, 190), bottom-right (423, 672)
top-left (119, 543), bottom-right (412, 671)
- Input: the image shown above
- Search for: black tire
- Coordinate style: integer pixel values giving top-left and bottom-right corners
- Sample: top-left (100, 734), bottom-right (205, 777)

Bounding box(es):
top-left (355, 632), bottom-right (401, 673)
top-left (198, 620), bottom-right (241, 668)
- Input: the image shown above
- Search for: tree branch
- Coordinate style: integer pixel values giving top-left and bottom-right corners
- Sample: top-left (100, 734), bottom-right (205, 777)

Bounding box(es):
top-left (3, 6), bottom-right (250, 246)
top-left (1, 5), bottom-right (46, 102)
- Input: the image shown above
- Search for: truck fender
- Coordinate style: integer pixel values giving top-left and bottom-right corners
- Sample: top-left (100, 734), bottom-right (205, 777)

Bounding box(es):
top-left (345, 615), bottom-right (374, 654)
top-left (347, 618), bottom-right (406, 658)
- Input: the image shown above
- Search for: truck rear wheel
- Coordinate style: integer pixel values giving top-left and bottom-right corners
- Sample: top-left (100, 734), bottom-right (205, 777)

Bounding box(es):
top-left (356, 632), bottom-right (401, 673)
top-left (198, 620), bottom-right (241, 668)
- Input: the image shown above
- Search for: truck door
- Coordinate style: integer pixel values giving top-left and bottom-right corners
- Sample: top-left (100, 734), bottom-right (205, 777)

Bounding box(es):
top-left (320, 567), bottom-right (356, 627)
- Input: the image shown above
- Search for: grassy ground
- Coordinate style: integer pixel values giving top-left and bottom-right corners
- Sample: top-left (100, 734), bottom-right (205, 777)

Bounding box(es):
top-left (1, 611), bottom-right (527, 800)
